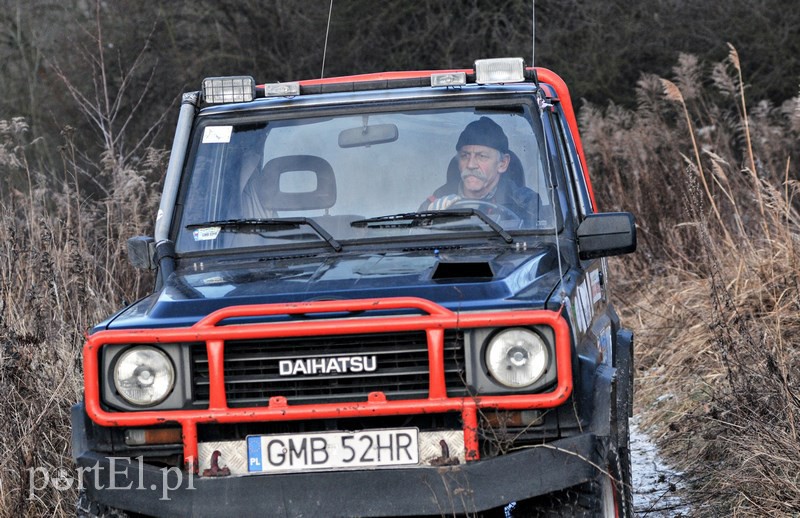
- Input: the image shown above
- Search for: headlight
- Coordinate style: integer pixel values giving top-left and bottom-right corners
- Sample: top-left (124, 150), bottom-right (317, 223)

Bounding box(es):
top-left (485, 328), bottom-right (548, 388)
top-left (113, 346), bottom-right (175, 406)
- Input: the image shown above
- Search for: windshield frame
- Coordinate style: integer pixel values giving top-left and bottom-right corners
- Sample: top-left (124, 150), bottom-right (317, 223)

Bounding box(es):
top-left (171, 92), bottom-right (568, 260)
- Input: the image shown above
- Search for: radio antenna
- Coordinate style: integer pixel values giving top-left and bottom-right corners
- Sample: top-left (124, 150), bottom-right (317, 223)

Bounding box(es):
top-left (321, 0), bottom-right (334, 79)
top-left (531, 0), bottom-right (535, 68)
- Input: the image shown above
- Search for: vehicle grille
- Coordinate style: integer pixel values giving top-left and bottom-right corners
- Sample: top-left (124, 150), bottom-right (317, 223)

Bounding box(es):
top-left (191, 330), bottom-right (467, 407)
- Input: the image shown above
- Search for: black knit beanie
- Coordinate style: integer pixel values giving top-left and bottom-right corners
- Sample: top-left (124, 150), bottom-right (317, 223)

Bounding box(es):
top-left (455, 117), bottom-right (509, 154)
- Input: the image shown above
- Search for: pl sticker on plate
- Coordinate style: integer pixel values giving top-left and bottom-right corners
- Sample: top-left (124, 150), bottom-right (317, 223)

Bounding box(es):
top-left (193, 227), bottom-right (221, 241)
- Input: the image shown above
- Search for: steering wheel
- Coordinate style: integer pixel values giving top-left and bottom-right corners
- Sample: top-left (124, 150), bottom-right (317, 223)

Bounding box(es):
top-left (448, 198), bottom-right (523, 227)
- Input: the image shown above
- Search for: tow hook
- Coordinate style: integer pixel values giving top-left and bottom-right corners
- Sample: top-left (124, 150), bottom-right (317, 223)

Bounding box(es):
top-left (202, 450), bottom-right (231, 477)
top-left (430, 439), bottom-right (460, 466)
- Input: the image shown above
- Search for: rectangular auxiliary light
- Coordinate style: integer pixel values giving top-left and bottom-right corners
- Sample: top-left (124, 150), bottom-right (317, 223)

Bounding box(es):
top-left (474, 58), bottom-right (525, 84)
top-left (202, 76), bottom-right (256, 104)
top-left (431, 72), bottom-right (467, 87)
top-left (264, 82), bottom-right (301, 97)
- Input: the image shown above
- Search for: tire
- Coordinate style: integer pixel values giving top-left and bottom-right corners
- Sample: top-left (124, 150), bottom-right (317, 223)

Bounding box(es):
top-left (508, 439), bottom-right (631, 518)
top-left (609, 327), bottom-right (634, 517)
top-left (600, 445), bottom-right (632, 518)
top-left (615, 429), bottom-right (634, 516)
top-left (76, 489), bottom-right (129, 518)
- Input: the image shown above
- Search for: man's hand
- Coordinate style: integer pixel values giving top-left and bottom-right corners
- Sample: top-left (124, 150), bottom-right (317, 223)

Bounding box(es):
top-left (428, 194), bottom-right (461, 210)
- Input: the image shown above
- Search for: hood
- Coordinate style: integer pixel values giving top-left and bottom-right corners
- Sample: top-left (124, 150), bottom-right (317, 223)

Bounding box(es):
top-left (103, 246), bottom-right (563, 330)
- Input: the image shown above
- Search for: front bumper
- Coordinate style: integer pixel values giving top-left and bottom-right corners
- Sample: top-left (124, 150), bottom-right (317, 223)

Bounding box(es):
top-left (76, 298), bottom-right (585, 516)
top-left (82, 298), bottom-right (573, 471)
top-left (72, 405), bottom-right (601, 517)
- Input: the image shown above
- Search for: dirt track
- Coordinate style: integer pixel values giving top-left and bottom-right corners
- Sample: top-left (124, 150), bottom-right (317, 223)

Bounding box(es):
top-left (631, 415), bottom-right (690, 516)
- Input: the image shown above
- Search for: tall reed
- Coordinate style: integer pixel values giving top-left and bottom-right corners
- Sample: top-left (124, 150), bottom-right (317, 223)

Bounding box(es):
top-left (586, 48), bottom-right (800, 515)
top-left (0, 119), bottom-right (161, 516)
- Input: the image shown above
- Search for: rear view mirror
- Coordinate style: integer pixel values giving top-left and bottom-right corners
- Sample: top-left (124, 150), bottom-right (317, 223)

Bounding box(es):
top-left (338, 124), bottom-right (398, 148)
top-left (577, 212), bottom-right (636, 260)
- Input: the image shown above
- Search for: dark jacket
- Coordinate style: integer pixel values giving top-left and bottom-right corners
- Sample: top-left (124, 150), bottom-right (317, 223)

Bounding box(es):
top-left (422, 175), bottom-right (544, 227)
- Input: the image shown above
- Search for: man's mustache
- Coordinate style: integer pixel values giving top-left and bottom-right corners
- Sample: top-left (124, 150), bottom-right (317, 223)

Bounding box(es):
top-left (461, 170), bottom-right (488, 182)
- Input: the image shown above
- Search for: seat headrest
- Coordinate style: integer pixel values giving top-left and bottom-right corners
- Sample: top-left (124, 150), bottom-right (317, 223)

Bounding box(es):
top-left (247, 155), bottom-right (336, 211)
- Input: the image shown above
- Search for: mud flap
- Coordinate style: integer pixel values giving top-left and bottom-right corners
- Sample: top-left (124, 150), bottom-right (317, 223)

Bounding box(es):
top-left (590, 363), bottom-right (615, 437)
top-left (616, 328), bottom-right (634, 420)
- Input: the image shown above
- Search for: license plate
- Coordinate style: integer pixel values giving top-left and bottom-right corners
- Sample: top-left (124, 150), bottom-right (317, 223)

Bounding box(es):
top-left (247, 428), bottom-right (419, 473)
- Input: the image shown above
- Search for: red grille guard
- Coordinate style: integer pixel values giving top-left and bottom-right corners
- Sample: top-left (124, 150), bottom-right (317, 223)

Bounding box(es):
top-left (83, 297), bottom-right (572, 472)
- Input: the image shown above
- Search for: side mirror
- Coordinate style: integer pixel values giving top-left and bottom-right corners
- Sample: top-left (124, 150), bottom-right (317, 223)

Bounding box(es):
top-left (577, 212), bottom-right (636, 260)
top-left (127, 236), bottom-right (156, 270)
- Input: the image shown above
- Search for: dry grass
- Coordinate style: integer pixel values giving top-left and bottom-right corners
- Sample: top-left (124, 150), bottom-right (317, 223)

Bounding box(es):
top-left (0, 119), bottom-right (160, 517)
top-left (590, 48), bottom-right (800, 515)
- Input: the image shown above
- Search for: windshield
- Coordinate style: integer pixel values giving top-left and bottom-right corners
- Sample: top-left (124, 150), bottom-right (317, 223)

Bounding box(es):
top-left (175, 102), bottom-right (556, 254)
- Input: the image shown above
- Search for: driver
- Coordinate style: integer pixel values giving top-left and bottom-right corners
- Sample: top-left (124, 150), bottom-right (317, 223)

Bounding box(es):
top-left (422, 117), bottom-right (540, 222)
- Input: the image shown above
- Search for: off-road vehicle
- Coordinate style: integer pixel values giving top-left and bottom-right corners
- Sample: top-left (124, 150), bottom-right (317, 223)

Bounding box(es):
top-left (72, 57), bottom-right (637, 517)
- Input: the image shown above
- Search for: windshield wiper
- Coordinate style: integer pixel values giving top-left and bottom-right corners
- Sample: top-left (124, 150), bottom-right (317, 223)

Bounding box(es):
top-left (350, 209), bottom-right (513, 243)
top-left (186, 218), bottom-right (342, 252)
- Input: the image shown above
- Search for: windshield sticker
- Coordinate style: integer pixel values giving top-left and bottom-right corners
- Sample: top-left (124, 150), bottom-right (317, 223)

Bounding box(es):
top-left (193, 227), bottom-right (221, 241)
top-left (202, 126), bottom-right (233, 144)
